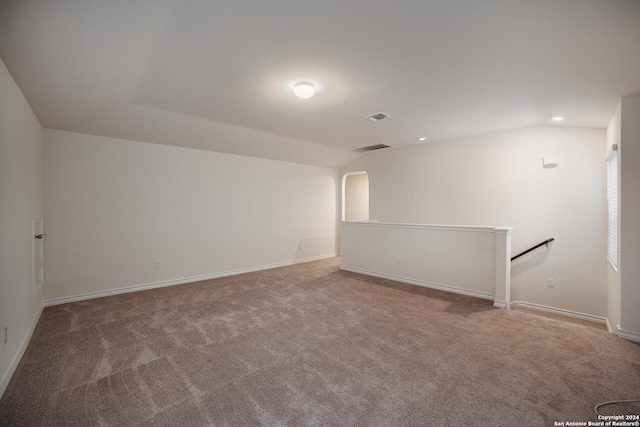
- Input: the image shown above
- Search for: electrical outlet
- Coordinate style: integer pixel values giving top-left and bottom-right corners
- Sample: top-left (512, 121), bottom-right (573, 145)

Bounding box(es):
top-left (156, 260), bottom-right (162, 269)
top-left (546, 278), bottom-right (554, 288)
top-left (3, 326), bottom-right (7, 346)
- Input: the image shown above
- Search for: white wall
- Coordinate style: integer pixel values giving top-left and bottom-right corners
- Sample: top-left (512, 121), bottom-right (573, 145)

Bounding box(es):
top-left (606, 102), bottom-right (621, 330)
top-left (0, 58), bottom-right (44, 395)
top-left (44, 129), bottom-right (338, 302)
top-left (619, 97), bottom-right (640, 340)
top-left (341, 126), bottom-right (607, 317)
top-left (344, 172), bottom-right (369, 221)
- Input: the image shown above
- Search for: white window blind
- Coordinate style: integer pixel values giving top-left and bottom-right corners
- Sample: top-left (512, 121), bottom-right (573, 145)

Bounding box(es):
top-left (607, 146), bottom-right (618, 269)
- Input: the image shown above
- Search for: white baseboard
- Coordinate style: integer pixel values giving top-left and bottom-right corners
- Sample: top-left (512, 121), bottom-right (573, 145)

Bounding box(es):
top-left (510, 301), bottom-right (609, 329)
top-left (493, 300), bottom-right (509, 309)
top-left (0, 301), bottom-right (44, 399)
top-left (45, 254), bottom-right (337, 307)
top-left (340, 265), bottom-right (495, 301)
top-left (617, 328), bottom-right (640, 343)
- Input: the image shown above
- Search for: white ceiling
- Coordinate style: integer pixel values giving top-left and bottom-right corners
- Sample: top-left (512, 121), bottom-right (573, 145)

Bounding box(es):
top-left (1, 0), bottom-right (639, 168)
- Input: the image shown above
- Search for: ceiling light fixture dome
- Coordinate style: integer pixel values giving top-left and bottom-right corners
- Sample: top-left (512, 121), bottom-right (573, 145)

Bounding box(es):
top-left (551, 116), bottom-right (564, 121)
top-left (294, 81), bottom-right (315, 99)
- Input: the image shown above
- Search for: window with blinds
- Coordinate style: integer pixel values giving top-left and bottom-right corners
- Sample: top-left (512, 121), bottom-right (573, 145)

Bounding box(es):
top-left (607, 146), bottom-right (618, 270)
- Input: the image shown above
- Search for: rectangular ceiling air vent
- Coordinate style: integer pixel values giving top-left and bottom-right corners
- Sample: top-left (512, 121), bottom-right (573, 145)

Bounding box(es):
top-left (352, 143), bottom-right (392, 153)
top-left (365, 112), bottom-right (390, 121)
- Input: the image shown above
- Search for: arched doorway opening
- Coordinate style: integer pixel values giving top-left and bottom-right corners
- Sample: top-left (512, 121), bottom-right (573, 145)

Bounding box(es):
top-left (342, 171), bottom-right (369, 221)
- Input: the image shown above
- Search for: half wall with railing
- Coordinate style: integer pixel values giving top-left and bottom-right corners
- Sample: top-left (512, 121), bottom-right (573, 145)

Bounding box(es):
top-left (341, 221), bottom-right (513, 308)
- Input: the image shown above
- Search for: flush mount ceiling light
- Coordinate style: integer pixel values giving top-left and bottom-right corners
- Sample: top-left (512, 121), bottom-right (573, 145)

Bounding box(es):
top-left (417, 137), bottom-right (427, 141)
top-left (551, 116), bottom-right (565, 121)
top-left (294, 81), bottom-right (315, 99)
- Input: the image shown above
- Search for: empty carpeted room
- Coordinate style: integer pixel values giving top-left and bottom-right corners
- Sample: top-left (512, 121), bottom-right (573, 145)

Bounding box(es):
top-left (1, 1), bottom-right (640, 426)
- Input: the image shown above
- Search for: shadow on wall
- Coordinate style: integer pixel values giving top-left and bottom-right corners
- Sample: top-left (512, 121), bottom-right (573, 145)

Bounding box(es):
top-left (294, 236), bottom-right (338, 261)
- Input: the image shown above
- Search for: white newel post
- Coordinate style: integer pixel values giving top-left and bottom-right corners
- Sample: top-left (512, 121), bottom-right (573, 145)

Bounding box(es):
top-left (493, 227), bottom-right (513, 309)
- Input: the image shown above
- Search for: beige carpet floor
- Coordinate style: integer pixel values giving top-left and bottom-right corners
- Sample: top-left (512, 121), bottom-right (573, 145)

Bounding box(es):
top-left (511, 306), bottom-right (608, 330)
top-left (1, 257), bottom-right (639, 426)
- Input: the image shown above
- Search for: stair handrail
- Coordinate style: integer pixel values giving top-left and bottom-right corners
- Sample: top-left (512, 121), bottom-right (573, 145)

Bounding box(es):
top-left (511, 238), bottom-right (555, 261)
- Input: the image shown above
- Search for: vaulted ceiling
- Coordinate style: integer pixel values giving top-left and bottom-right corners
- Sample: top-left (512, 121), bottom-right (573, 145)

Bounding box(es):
top-left (1, 0), bottom-right (639, 168)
